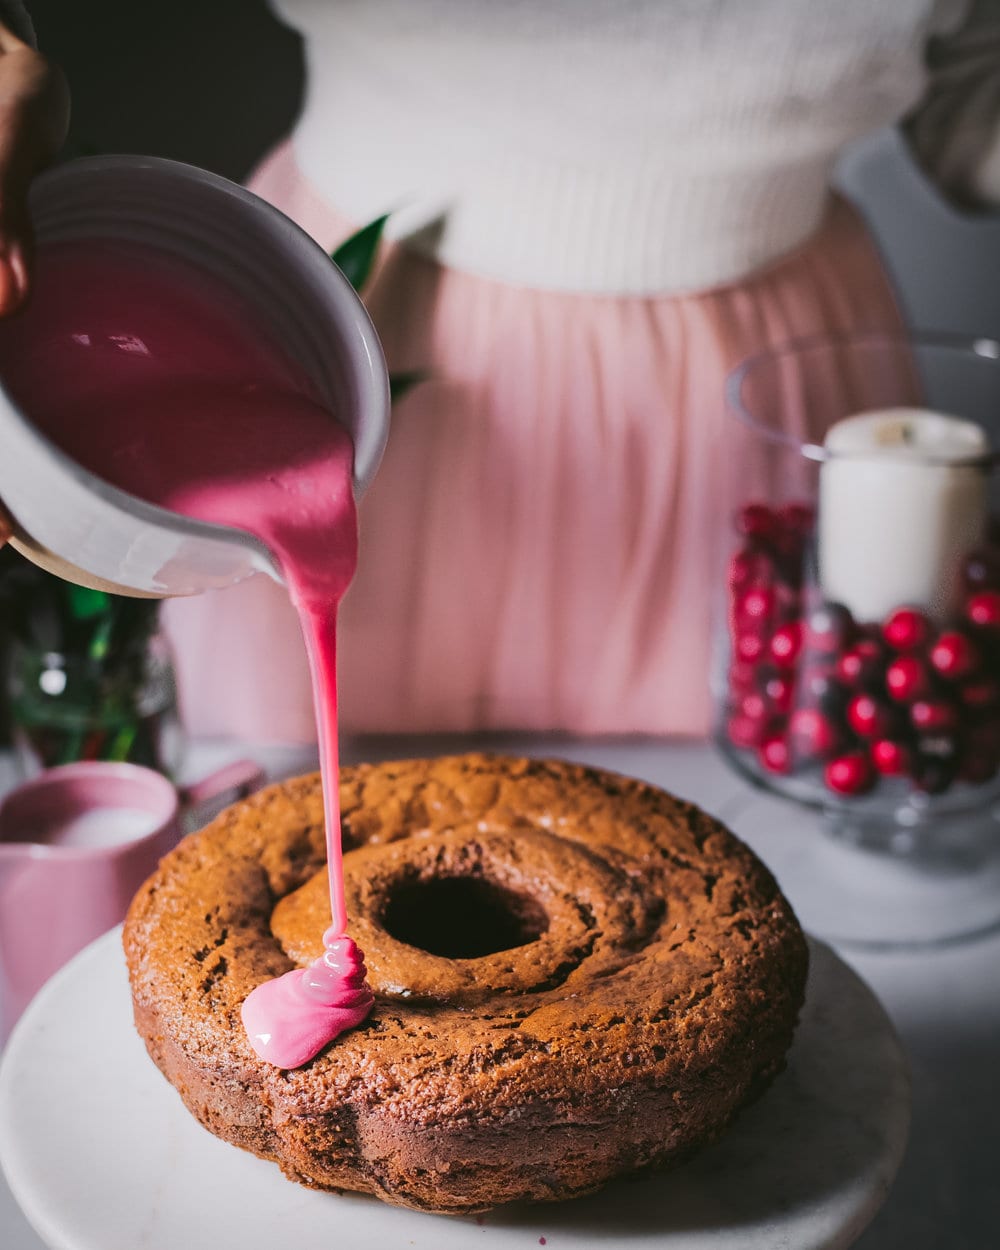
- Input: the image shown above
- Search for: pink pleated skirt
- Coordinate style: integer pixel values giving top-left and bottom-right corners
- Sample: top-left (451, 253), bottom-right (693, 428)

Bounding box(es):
top-left (165, 142), bottom-right (903, 741)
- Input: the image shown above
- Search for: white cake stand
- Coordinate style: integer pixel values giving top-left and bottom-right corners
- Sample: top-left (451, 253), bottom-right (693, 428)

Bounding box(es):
top-left (0, 930), bottom-right (909, 1250)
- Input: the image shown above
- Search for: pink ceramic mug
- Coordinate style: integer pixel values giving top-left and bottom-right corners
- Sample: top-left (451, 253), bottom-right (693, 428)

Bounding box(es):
top-left (0, 758), bottom-right (265, 1035)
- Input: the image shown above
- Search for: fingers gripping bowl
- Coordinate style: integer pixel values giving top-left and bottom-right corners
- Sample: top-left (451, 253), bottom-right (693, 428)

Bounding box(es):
top-left (123, 755), bottom-right (808, 1214)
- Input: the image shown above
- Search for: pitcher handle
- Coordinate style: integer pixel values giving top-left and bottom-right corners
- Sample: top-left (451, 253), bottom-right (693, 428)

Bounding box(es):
top-left (180, 759), bottom-right (267, 823)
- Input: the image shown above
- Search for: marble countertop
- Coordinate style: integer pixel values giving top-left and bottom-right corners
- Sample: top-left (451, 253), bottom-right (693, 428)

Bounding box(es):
top-left (2, 734), bottom-right (999, 1250)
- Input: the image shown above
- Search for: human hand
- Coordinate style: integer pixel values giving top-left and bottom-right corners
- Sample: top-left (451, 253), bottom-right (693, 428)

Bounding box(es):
top-left (0, 22), bottom-right (69, 314)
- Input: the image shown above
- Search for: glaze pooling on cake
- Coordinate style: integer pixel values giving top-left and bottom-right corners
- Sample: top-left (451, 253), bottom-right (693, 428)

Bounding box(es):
top-left (123, 754), bottom-right (808, 1214)
top-left (241, 933), bottom-right (373, 1069)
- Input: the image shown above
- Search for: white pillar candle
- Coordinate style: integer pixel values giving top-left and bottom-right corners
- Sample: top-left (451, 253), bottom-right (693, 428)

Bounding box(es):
top-left (818, 408), bottom-right (989, 624)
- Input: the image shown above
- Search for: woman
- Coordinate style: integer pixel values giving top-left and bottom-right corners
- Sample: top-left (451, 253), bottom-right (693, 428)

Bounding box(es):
top-left (1, 2), bottom-right (999, 741)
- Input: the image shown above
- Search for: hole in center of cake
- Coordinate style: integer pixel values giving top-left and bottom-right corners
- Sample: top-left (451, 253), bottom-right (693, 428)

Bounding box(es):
top-left (382, 876), bottom-right (549, 958)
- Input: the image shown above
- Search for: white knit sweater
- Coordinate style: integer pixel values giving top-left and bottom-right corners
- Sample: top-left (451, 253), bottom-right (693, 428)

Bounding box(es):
top-left (4, 1), bottom-right (997, 293)
top-left (271, 0), bottom-right (998, 293)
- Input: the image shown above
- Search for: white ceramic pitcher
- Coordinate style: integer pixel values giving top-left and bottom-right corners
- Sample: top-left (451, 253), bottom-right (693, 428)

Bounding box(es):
top-left (0, 155), bottom-right (390, 598)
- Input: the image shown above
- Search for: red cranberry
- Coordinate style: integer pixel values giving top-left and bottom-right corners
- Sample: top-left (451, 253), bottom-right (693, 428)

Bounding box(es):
top-left (967, 590), bottom-right (1000, 629)
top-left (930, 631), bottom-right (980, 681)
top-left (739, 691), bottom-right (771, 724)
top-left (804, 602), bottom-right (854, 655)
top-left (758, 734), bottom-right (793, 775)
top-left (728, 549), bottom-right (775, 593)
top-left (847, 694), bottom-right (892, 738)
top-left (883, 607), bottom-right (931, 652)
top-left (738, 586), bottom-right (776, 628)
top-left (728, 551), bottom-right (756, 593)
top-left (835, 639), bottom-right (885, 688)
top-left (911, 700), bottom-right (959, 733)
top-left (871, 738), bottom-right (912, 777)
top-left (773, 581), bottom-right (803, 621)
top-left (727, 714), bottom-right (767, 749)
top-left (735, 632), bottom-right (767, 665)
top-left (789, 707), bottom-right (840, 759)
top-left (763, 672), bottom-right (795, 715)
top-left (961, 678), bottom-right (1000, 711)
top-left (769, 621), bottom-right (804, 668)
top-left (824, 752), bottom-right (875, 796)
top-left (885, 656), bottom-right (930, 702)
top-left (728, 661), bottom-right (758, 693)
top-left (736, 504), bottom-right (775, 543)
top-left (777, 502), bottom-right (816, 537)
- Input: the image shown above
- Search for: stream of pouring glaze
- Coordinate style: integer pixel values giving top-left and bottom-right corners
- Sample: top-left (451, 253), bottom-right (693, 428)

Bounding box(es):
top-left (0, 240), bottom-right (374, 1067)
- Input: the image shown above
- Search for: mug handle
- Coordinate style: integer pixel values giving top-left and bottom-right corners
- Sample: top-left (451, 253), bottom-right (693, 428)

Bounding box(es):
top-left (179, 759), bottom-right (267, 825)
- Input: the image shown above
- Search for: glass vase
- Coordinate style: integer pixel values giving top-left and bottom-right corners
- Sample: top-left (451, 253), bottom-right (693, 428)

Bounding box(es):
top-left (7, 631), bottom-right (182, 780)
top-left (714, 332), bottom-right (1000, 945)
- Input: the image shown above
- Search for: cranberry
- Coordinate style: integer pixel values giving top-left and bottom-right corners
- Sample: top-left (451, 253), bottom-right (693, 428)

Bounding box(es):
top-left (847, 693), bottom-right (892, 738)
top-left (763, 672), bottom-right (795, 715)
top-left (739, 691), bottom-right (771, 724)
top-left (883, 607), bottom-right (931, 652)
top-left (777, 502), bottom-right (816, 537)
top-left (773, 581), bottom-right (803, 621)
top-left (728, 661), bottom-right (758, 693)
top-left (728, 551), bottom-right (756, 593)
top-left (727, 714), bottom-right (768, 749)
top-left (967, 590), bottom-right (1000, 629)
top-left (738, 586), bottom-right (776, 628)
top-left (769, 621), bottom-right (804, 668)
top-left (758, 733), bottom-right (793, 775)
top-left (728, 549), bottom-right (775, 593)
top-left (911, 700), bottom-right (959, 733)
top-left (804, 602), bottom-right (854, 655)
top-left (736, 504), bottom-right (775, 543)
top-left (835, 639), bottom-right (885, 688)
top-left (735, 632), bottom-right (767, 665)
top-left (930, 630), bottom-right (980, 681)
top-left (885, 656), bottom-right (930, 702)
top-left (824, 752), bottom-right (875, 796)
top-left (961, 678), bottom-right (1000, 711)
top-left (871, 738), bottom-right (912, 777)
top-left (789, 707), bottom-right (840, 759)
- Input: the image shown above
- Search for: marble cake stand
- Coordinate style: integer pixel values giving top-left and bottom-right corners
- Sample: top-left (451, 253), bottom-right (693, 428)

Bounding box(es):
top-left (0, 930), bottom-right (909, 1250)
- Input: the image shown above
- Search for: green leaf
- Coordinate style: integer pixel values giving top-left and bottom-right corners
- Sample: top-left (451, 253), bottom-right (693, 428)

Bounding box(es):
top-left (88, 613), bottom-right (116, 662)
top-left (106, 723), bottom-right (138, 762)
top-left (389, 370), bottom-right (428, 404)
top-left (331, 215), bottom-right (389, 293)
top-left (67, 584), bottom-right (111, 621)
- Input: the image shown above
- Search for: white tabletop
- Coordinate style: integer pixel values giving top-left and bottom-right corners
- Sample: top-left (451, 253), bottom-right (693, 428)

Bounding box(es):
top-left (3, 734), bottom-right (999, 1250)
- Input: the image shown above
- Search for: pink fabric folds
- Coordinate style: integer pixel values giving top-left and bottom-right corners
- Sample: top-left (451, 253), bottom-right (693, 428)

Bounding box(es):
top-left (165, 142), bottom-right (903, 741)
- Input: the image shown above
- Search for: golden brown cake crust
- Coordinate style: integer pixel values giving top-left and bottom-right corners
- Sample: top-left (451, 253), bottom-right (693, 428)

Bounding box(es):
top-left (123, 754), bottom-right (808, 1213)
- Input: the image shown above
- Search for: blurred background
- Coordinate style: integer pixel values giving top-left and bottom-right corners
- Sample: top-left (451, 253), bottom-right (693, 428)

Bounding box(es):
top-left (2, 0), bottom-right (1000, 750)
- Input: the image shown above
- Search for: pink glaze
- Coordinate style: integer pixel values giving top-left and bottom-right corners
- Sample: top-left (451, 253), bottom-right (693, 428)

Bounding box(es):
top-left (241, 933), bottom-right (371, 1069)
top-left (0, 240), bottom-right (373, 1060)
